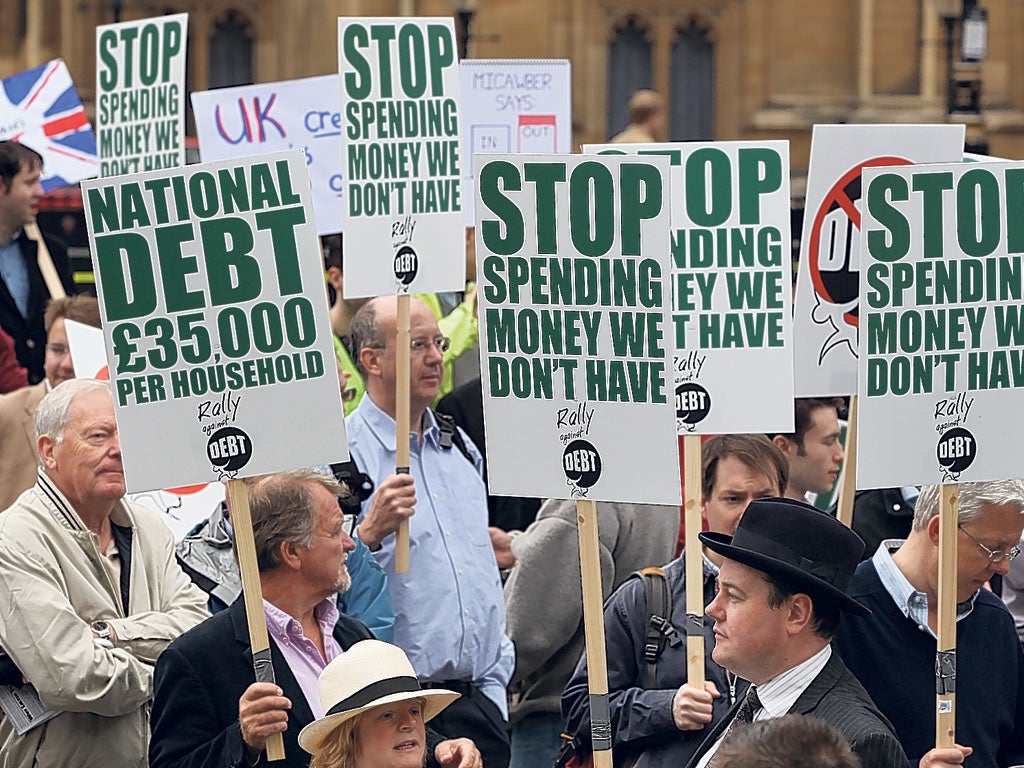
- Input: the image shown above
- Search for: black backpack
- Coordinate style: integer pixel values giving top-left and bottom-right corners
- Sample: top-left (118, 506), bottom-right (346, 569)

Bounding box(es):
top-left (554, 566), bottom-right (680, 768)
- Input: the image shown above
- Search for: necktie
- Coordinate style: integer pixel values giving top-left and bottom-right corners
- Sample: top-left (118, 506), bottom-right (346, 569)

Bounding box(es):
top-left (707, 686), bottom-right (761, 768)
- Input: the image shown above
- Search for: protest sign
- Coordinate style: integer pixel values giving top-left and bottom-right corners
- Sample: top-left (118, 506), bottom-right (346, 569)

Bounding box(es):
top-left (475, 154), bottom-right (680, 504)
top-left (793, 124), bottom-right (965, 397)
top-left (192, 75), bottom-right (345, 235)
top-left (64, 318), bottom-right (224, 539)
top-left (0, 59), bottom-right (98, 190)
top-left (338, 17), bottom-right (465, 297)
top-left (96, 14), bottom-right (188, 177)
top-left (81, 149), bottom-right (348, 492)
top-left (586, 141), bottom-right (794, 434)
top-left (460, 59), bottom-right (571, 224)
top-left (857, 160), bottom-right (1024, 488)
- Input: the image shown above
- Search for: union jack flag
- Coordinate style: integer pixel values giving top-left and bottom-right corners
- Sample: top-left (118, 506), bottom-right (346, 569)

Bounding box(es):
top-left (0, 59), bottom-right (98, 192)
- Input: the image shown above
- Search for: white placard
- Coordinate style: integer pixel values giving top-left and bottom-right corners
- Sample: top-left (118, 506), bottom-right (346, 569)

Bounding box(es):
top-left (338, 17), bottom-right (465, 298)
top-left (192, 75), bottom-right (344, 236)
top-left (858, 160), bottom-right (1024, 487)
top-left (64, 319), bottom-right (224, 539)
top-left (459, 59), bottom-right (571, 225)
top-left (81, 150), bottom-right (347, 492)
top-left (96, 14), bottom-right (188, 177)
top-left (585, 141), bottom-right (794, 434)
top-left (793, 124), bottom-right (965, 397)
top-left (475, 153), bottom-right (681, 504)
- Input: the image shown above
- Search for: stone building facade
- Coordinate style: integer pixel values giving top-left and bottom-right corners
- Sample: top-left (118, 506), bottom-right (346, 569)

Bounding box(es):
top-left (3, 0), bottom-right (1023, 181)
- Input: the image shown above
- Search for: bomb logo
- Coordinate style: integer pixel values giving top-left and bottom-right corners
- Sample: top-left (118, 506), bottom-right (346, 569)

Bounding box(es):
top-left (207, 426), bottom-right (253, 479)
top-left (393, 245), bottom-right (418, 288)
top-left (675, 383), bottom-right (712, 432)
top-left (936, 427), bottom-right (977, 481)
top-left (808, 156), bottom-right (912, 364)
top-left (563, 439), bottom-right (602, 497)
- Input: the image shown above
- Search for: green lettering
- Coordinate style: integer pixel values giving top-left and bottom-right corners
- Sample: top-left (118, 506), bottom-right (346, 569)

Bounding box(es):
top-left (200, 217), bottom-right (260, 306)
top-left (866, 173), bottom-right (910, 262)
top-left (155, 223), bottom-right (203, 312)
top-left (523, 162), bottom-right (566, 255)
top-left (480, 161), bottom-right (524, 256)
top-left (737, 148), bottom-right (782, 225)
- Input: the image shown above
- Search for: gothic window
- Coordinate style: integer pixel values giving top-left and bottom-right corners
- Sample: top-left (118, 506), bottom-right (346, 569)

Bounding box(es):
top-left (606, 17), bottom-right (653, 139)
top-left (208, 9), bottom-right (253, 89)
top-left (670, 18), bottom-right (714, 140)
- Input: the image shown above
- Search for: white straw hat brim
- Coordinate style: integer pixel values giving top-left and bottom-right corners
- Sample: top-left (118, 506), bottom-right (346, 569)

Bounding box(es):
top-left (298, 687), bottom-right (459, 754)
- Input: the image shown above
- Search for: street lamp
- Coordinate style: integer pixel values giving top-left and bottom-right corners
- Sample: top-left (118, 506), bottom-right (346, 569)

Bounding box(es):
top-left (961, 3), bottom-right (988, 62)
top-left (944, 1), bottom-right (988, 117)
top-left (451, 0), bottom-right (480, 59)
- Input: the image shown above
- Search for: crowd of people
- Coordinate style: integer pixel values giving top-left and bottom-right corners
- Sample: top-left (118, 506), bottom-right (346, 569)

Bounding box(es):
top-left (0, 84), bottom-right (1022, 768)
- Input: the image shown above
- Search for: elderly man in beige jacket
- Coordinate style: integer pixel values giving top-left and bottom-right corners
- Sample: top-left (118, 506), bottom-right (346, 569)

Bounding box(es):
top-left (0, 378), bottom-right (208, 767)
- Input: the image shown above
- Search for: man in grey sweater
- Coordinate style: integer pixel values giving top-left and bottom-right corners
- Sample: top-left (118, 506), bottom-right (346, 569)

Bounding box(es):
top-left (501, 498), bottom-right (680, 768)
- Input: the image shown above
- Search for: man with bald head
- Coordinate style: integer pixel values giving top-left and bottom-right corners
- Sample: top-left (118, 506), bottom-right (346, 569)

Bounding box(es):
top-left (0, 379), bottom-right (208, 766)
top-left (346, 296), bottom-right (514, 768)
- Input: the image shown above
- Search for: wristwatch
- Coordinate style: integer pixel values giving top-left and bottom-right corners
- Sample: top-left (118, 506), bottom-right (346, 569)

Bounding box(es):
top-left (91, 621), bottom-right (113, 641)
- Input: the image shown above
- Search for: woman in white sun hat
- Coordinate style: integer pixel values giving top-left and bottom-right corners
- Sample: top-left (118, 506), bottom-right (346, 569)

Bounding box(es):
top-left (300, 640), bottom-right (460, 768)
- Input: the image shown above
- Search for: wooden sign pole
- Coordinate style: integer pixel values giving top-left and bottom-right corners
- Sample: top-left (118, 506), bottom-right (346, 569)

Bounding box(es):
top-left (836, 395), bottom-right (859, 528)
top-left (226, 479), bottom-right (286, 762)
top-left (25, 222), bottom-right (67, 300)
top-left (394, 294), bottom-right (412, 573)
top-left (576, 499), bottom-right (613, 768)
top-left (683, 434), bottom-right (706, 687)
top-left (935, 483), bottom-right (959, 748)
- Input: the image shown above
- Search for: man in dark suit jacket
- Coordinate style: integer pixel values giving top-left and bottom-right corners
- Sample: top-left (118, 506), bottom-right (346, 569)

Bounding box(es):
top-left (149, 469), bottom-right (480, 768)
top-left (683, 498), bottom-right (909, 768)
top-left (0, 141), bottom-right (76, 384)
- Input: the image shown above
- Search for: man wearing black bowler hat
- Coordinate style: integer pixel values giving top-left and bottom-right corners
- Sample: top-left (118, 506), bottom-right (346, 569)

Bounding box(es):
top-left (686, 497), bottom-right (909, 768)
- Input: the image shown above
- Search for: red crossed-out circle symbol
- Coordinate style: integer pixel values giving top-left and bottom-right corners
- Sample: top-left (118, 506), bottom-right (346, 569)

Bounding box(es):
top-left (808, 156), bottom-right (911, 329)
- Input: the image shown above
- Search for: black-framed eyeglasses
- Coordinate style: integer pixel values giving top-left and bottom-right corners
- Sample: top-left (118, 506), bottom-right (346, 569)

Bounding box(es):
top-left (342, 513), bottom-right (357, 537)
top-left (958, 523), bottom-right (1021, 563)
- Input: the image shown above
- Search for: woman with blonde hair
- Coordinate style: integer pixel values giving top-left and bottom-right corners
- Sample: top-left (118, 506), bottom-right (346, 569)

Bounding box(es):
top-left (299, 641), bottom-right (459, 768)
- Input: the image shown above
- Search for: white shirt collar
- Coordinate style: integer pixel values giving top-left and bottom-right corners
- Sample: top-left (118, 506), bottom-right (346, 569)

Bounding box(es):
top-left (753, 644), bottom-right (832, 720)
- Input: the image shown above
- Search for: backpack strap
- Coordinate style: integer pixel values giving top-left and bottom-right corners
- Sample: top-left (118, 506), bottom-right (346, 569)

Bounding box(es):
top-left (434, 410), bottom-right (475, 464)
top-left (329, 458), bottom-right (376, 515)
top-left (640, 566), bottom-right (680, 689)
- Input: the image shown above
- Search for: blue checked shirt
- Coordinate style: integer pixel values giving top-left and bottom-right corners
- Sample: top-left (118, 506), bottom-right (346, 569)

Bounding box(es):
top-left (872, 539), bottom-right (977, 639)
top-left (346, 395), bottom-right (514, 716)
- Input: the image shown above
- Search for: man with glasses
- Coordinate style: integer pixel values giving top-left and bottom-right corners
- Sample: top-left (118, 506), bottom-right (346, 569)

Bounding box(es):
top-left (835, 480), bottom-right (1024, 768)
top-left (150, 469), bottom-right (481, 768)
top-left (175, 499), bottom-right (396, 641)
top-left (0, 294), bottom-right (99, 511)
top-left (346, 296), bottom-right (514, 768)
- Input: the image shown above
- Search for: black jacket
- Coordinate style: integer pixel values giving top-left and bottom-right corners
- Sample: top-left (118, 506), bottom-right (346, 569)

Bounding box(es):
top-left (684, 652), bottom-right (910, 768)
top-left (150, 597), bottom-right (445, 768)
top-left (0, 230), bottom-right (74, 383)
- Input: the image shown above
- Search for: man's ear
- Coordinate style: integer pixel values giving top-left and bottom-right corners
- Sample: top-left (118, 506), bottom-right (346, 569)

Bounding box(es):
top-left (37, 435), bottom-right (56, 470)
top-left (926, 513), bottom-right (942, 546)
top-left (360, 346), bottom-right (383, 377)
top-left (772, 434), bottom-right (795, 458)
top-left (786, 593), bottom-right (814, 635)
top-left (279, 540), bottom-right (303, 571)
top-left (326, 266), bottom-right (343, 290)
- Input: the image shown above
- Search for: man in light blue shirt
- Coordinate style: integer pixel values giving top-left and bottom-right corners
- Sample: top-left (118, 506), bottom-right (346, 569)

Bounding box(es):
top-left (346, 296), bottom-right (514, 768)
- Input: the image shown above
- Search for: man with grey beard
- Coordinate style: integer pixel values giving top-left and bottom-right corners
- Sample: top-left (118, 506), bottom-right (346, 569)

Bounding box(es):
top-left (150, 469), bottom-right (480, 768)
